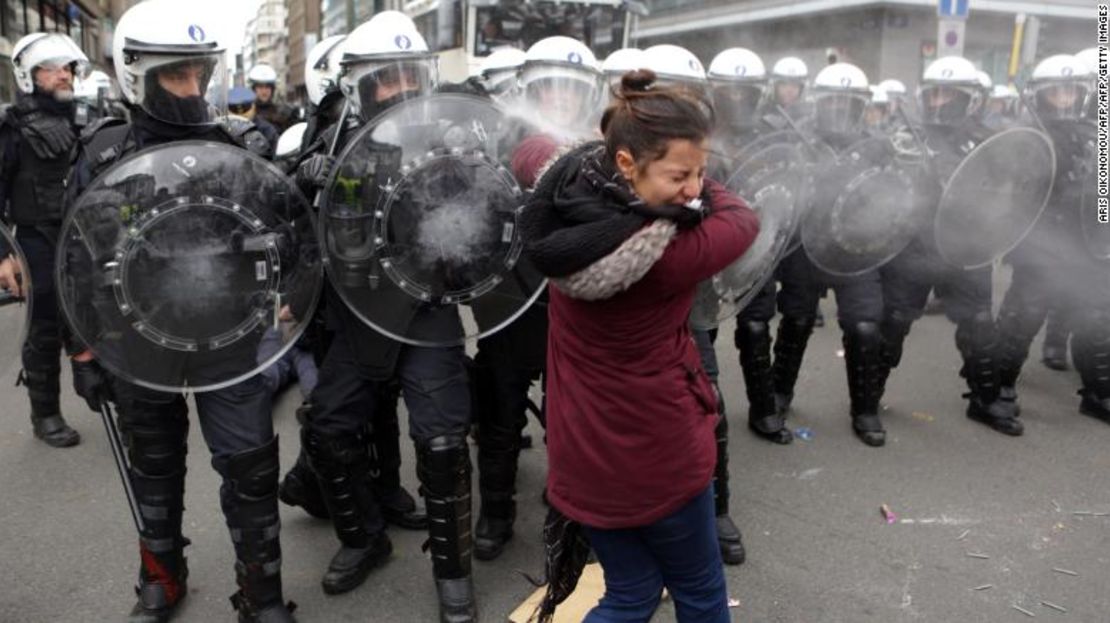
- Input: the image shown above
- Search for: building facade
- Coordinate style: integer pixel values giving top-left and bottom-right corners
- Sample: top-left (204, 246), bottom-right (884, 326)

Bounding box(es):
top-left (243, 0), bottom-right (289, 89)
top-left (285, 0), bottom-right (321, 103)
top-left (633, 0), bottom-right (1091, 90)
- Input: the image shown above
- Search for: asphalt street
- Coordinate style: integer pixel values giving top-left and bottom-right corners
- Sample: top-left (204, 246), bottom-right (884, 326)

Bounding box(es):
top-left (2, 269), bottom-right (1108, 622)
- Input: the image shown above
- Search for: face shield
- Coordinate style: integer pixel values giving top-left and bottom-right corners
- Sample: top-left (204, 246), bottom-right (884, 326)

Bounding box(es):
top-left (813, 90), bottom-right (868, 135)
top-left (17, 34), bottom-right (89, 95)
top-left (140, 54), bottom-right (228, 126)
top-left (1031, 82), bottom-right (1090, 122)
top-left (710, 82), bottom-right (765, 128)
top-left (521, 64), bottom-right (600, 131)
top-left (919, 84), bottom-right (976, 126)
top-left (341, 56), bottom-right (438, 121)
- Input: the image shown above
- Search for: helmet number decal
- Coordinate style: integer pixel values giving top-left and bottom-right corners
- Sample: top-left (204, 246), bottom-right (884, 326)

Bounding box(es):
top-left (394, 34), bottom-right (412, 50)
top-left (567, 51), bottom-right (582, 65)
top-left (188, 25), bottom-right (206, 43)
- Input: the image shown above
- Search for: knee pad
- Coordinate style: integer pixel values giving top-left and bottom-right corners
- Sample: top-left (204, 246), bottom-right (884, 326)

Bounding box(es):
top-left (224, 437), bottom-right (281, 501)
top-left (126, 418), bottom-right (190, 477)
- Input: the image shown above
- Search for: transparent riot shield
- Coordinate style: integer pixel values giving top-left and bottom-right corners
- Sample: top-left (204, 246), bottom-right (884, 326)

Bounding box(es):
top-left (320, 94), bottom-right (546, 347)
top-left (934, 127), bottom-right (1055, 269)
top-left (57, 141), bottom-right (322, 392)
top-left (0, 225), bottom-right (31, 376)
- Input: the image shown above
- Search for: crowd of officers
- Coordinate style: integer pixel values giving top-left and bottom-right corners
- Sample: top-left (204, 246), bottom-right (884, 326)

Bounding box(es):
top-left (0, 0), bottom-right (1104, 620)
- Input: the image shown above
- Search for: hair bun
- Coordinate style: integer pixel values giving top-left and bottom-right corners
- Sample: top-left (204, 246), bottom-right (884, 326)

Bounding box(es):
top-left (620, 69), bottom-right (656, 94)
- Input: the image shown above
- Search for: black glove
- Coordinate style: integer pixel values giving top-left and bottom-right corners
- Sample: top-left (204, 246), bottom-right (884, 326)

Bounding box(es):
top-left (18, 111), bottom-right (76, 159)
top-left (296, 154), bottom-right (336, 191)
top-left (71, 358), bottom-right (114, 412)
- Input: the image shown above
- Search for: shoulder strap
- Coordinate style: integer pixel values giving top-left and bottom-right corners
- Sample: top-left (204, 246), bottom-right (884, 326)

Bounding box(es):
top-left (77, 118), bottom-right (133, 179)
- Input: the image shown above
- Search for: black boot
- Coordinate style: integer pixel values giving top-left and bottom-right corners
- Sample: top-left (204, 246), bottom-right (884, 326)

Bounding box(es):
top-left (370, 384), bottom-right (428, 530)
top-left (1041, 310), bottom-right (1070, 371)
top-left (223, 437), bottom-right (296, 622)
top-left (125, 416), bottom-right (190, 623)
top-left (474, 360), bottom-right (534, 560)
top-left (303, 428), bottom-right (392, 595)
top-left (20, 368), bottom-right (80, 448)
top-left (1074, 313), bottom-right (1110, 423)
top-left (959, 314), bottom-right (1023, 436)
top-left (711, 402), bottom-right (746, 565)
top-left (996, 303), bottom-right (1045, 419)
top-left (736, 320), bottom-right (792, 444)
top-left (417, 435), bottom-right (478, 623)
top-left (772, 315), bottom-right (816, 415)
top-left (278, 448), bottom-right (330, 519)
top-left (844, 322), bottom-right (886, 447)
top-left (21, 326), bottom-right (79, 447)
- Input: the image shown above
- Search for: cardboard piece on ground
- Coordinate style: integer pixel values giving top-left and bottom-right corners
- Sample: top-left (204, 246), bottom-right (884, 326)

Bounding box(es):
top-left (508, 563), bottom-right (605, 623)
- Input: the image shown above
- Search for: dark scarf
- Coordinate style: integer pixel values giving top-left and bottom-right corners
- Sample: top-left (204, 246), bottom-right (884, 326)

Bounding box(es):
top-left (526, 507), bottom-right (593, 623)
top-left (520, 141), bottom-right (707, 279)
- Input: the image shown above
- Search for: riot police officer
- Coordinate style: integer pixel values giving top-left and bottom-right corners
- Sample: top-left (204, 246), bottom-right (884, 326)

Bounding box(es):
top-left (639, 43), bottom-right (749, 566)
top-left (470, 35), bottom-right (604, 563)
top-left (0, 32), bottom-right (88, 448)
top-left (276, 32), bottom-right (427, 532)
top-left (878, 56), bottom-right (1023, 437)
top-left (248, 63), bottom-right (297, 132)
top-left (66, 2), bottom-right (295, 620)
top-left (779, 62), bottom-right (891, 446)
top-left (296, 12), bottom-right (479, 621)
top-left (996, 55), bottom-right (1109, 423)
top-left (767, 56), bottom-right (810, 118)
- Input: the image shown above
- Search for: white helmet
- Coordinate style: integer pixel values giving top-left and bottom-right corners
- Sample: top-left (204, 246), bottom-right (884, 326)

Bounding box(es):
top-left (602, 48), bottom-right (646, 78)
top-left (247, 64), bottom-right (279, 86)
top-left (707, 48), bottom-right (765, 83)
top-left (976, 70), bottom-right (993, 91)
top-left (113, 0), bottom-right (228, 126)
top-left (769, 56), bottom-right (808, 108)
top-left (812, 62), bottom-right (870, 134)
top-left (339, 11), bottom-right (438, 120)
top-left (478, 47), bottom-right (527, 97)
top-left (1026, 54), bottom-right (1093, 121)
top-left (520, 36), bottom-right (602, 131)
top-left (643, 44), bottom-right (706, 86)
top-left (878, 79), bottom-right (906, 97)
top-left (1075, 47), bottom-right (1099, 74)
top-left (990, 84), bottom-right (1017, 100)
top-left (771, 56), bottom-right (808, 81)
top-left (305, 35), bottom-right (346, 106)
top-left (275, 122), bottom-right (308, 160)
top-left (869, 85), bottom-right (889, 105)
top-left (601, 48), bottom-right (646, 94)
top-left (11, 33), bottom-right (88, 95)
top-left (918, 56), bottom-right (981, 125)
top-left (707, 48), bottom-right (766, 128)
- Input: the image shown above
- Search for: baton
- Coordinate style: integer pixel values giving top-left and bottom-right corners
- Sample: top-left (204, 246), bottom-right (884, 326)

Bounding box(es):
top-left (311, 101), bottom-right (352, 212)
top-left (98, 401), bottom-right (146, 534)
top-left (775, 105), bottom-right (833, 159)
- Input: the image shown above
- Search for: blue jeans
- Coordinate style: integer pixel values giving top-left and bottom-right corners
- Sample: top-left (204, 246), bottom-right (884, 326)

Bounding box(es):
top-left (583, 486), bottom-right (729, 623)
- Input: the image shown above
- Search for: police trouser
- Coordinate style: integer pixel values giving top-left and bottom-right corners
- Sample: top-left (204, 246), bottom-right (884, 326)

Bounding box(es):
top-left (17, 229), bottom-right (67, 416)
top-left (473, 345), bottom-right (541, 520)
top-left (110, 374), bottom-right (282, 600)
top-left (997, 262), bottom-right (1110, 399)
top-left (880, 242), bottom-right (997, 399)
top-left (306, 332), bottom-right (474, 580)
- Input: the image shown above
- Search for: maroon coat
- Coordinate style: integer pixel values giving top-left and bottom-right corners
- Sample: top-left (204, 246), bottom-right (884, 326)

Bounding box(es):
top-left (541, 179), bottom-right (759, 529)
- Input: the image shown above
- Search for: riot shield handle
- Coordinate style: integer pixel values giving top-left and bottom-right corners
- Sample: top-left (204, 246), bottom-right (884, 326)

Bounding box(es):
top-left (98, 401), bottom-right (146, 535)
top-left (893, 104), bottom-right (938, 179)
top-left (1016, 88), bottom-right (1050, 136)
top-left (312, 101), bottom-right (352, 212)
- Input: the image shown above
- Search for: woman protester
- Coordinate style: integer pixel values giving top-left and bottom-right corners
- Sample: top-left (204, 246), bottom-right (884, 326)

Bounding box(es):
top-left (517, 69), bottom-right (759, 623)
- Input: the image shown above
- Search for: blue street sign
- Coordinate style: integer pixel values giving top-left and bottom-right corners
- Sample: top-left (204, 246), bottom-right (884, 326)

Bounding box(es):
top-left (937, 0), bottom-right (970, 19)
